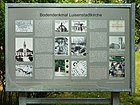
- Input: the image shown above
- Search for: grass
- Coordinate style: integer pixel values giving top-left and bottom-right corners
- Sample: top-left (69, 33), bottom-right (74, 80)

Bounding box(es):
top-left (135, 52), bottom-right (140, 93)
top-left (114, 52), bottom-right (140, 105)
top-left (130, 52), bottom-right (140, 105)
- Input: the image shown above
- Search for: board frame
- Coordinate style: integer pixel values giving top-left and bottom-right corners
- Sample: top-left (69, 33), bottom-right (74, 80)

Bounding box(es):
top-left (5, 3), bottom-right (135, 93)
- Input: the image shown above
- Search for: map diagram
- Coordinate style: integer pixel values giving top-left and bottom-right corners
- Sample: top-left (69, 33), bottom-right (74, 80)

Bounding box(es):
top-left (15, 20), bottom-right (33, 32)
top-left (71, 61), bottom-right (87, 77)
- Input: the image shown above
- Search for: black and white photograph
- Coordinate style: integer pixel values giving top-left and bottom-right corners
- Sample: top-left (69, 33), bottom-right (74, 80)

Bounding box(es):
top-left (16, 65), bottom-right (33, 77)
top-left (15, 20), bottom-right (33, 32)
top-left (71, 61), bottom-right (87, 77)
top-left (71, 20), bottom-right (87, 32)
top-left (109, 36), bottom-right (125, 50)
top-left (54, 37), bottom-right (69, 56)
top-left (109, 56), bottom-right (125, 77)
top-left (15, 38), bottom-right (33, 62)
top-left (55, 59), bottom-right (69, 76)
top-left (55, 20), bottom-right (69, 32)
top-left (71, 37), bottom-right (86, 56)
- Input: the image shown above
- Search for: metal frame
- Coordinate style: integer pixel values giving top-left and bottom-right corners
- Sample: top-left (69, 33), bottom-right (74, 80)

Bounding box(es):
top-left (5, 3), bottom-right (135, 105)
top-left (5, 3), bottom-right (132, 8)
top-left (5, 3), bottom-right (135, 93)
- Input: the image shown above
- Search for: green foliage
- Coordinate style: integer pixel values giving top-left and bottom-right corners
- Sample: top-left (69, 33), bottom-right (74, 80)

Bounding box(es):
top-left (135, 3), bottom-right (140, 44)
top-left (57, 0), bottom-right (75, 3)
top-left (0, 0), bottom-right (5, 91)
top-left (0, 0), bottom-right (5, 44)
top-left (135, 35), bottom-right (139, 44)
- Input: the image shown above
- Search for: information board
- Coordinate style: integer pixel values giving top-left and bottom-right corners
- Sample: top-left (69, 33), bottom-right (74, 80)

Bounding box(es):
top-left (5, 3), bottom-right (135, 92)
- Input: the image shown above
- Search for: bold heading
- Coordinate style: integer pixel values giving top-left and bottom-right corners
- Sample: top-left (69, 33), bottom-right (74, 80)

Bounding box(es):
top-left (40, 13), bottom-right (102, 17)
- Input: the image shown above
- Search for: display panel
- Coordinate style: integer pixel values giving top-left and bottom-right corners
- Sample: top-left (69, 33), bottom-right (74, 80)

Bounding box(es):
top-left (5, 3), bottom-right (135, 92)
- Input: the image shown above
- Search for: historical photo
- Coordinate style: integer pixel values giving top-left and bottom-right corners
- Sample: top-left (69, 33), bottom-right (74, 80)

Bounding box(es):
top-left (71, 37), bottom-right (86, 56)
top-left (15, 20), bottom-right (33, 32)
top-left (71, 20), bottom-right (87, 32)
top-left (16, 65), bottom-right (33, 77)
top-left (55, 59), bottom-right (69, 76)
top-left (71, 61), bottom-right (87, 77)
top-left (109, 36), bottom-right (125, 50)
top-left (15, 38), bottom-right (33, 62)
top-left (55, 20), bottom-right (69, 32)
top-left (109, 20), bottom-right (125, 32)
top-left (109, 56), bottom-right (125, 77)
top-left (54, 37), bottom-right (69, 56)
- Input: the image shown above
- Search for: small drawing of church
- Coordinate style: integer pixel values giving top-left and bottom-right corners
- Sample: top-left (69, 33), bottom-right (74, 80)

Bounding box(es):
top-left (74, 22), bottom-right (84, 32)
top-left (71, 20), bottom-right (87, 32)
top-left (56, 22), bottom-right (68, 32)
top-left (15, 41), bottom-right (33, 62)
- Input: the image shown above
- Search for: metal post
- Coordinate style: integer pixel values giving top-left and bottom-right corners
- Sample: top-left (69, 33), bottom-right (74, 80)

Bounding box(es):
top-left (26, 98), bottom-right (111, 104)
top-left (130, 3), bottom-right (135, 96)
top-left (18, 92), bottom-right (118, 105)
top-left (19, 93), bottom-right (27, 105)
top-left (111, 92), bottom-right (120, 105)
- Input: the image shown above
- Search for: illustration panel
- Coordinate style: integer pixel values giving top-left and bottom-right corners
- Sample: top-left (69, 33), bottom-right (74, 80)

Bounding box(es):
top-left (15, 38), bottom-right (33, 62)
top-left (71, 37), bottom-right (86, 56)
top-left (15, 20), bottom-right (33, 32)
top-left (55, 59), bottom-right (70, 76)
top-left (55, 20), bottom-right (69, 32)
top-left (109, 20), bottom-right (125, 32)
top-left (71, 20), bottom-right (87, 32)
top-left (16, 65), bottom-right (33, 77)
top-left (71, 61), bottom-right (87, 77)
top-left (109, 56), bottom-right (125, 78)
top-left (109, 36), bottom-right (125, 50)
top-left (54, 36), bottom-right (69, 56)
